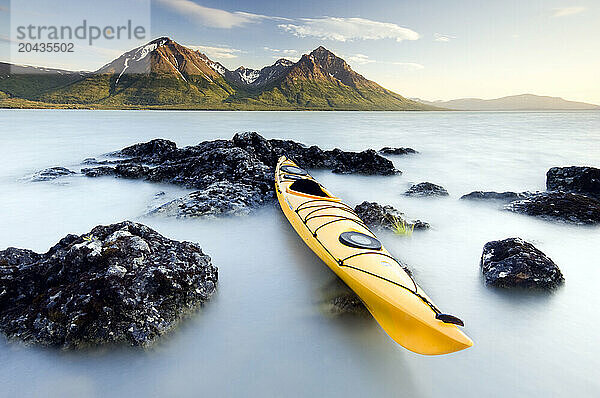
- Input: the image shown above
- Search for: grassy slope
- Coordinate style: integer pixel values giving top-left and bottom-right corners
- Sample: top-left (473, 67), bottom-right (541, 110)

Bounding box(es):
top-left (0, 74), bottom-right (86, 100)
top-left (38, 73), bottom-right (236, 106)
top-left (240, 78), bottom-right (434, 110)
top-left (1, 72), bottom-right (438, 110)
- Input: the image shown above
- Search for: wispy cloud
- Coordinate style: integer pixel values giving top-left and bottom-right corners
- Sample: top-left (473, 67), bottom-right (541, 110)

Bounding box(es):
top-left (155, 0), bottom-right (288, 28)
top-left (186, 44), bottom-right (242, 59)
top-left (391, 62), bottom-right (424, 71)
top-left (552, 6), bottom-right (586, 17)
top-left (278, 17), bottom-right (420, 42)
top-left (347, 54), bottom-right (376, 65)
top-left (339, 52), bottom-right (423, 70)
top-left (434, 33), bottom-right (454, 42)
top-left (263, 47), bottom-right (298, 55)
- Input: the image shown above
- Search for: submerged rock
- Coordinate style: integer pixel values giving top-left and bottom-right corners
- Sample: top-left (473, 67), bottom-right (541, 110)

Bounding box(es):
top-left (379, 147), bottom-right (418, 155)
top-left (460, 191), bottom-right (531, 202)
top-left (480, 238), bottom-right (564, 289)
top-left (546, 166), bottom-right (600, 199)
top-left (29, 167), bottom-right (75, 182)
top-left (353, 201), bottom-right (430, 231)
top-left (79, 132), bottom-right (398, 218)
top-left (0, 221), bottom-right (217, 348)
top-left (505, 191), bottom-right (600, 225)
top-left (405, 182), bottom-right (449, 197)
top-left (330, 293), bottom-right (369, 316)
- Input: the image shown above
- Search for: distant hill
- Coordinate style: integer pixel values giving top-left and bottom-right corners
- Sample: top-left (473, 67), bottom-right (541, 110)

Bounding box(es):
top-left (0, 38), bottom-right (435, 110)
top-left (413, 94), bottom-right (599, 111)
top-left (0, 63), bottom-right (88, 100)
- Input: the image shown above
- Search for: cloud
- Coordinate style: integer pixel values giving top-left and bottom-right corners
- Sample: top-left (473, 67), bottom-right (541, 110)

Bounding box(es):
top-left (434, 33), bottom-right (454, 42)
top-left (552, 6), bottom-right (586, 17)
top-left (278, 17), bottom-right (420, 42)
top-left (341, 52), bottom-right (423, 70)
top-left (347, 54), bottom-right (375, 65)
top-left (390, 62), bottom-right (424, 71)
top-left (186, 44), bottom-right (242, 59)
top-left (263, 47), bottom-right (298, 55)
top-left (155, 0), bottom-right (287, 28)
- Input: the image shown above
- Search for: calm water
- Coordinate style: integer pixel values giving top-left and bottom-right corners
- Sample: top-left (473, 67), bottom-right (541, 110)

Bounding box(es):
top-left (0, 110), bottom-right (599, 397)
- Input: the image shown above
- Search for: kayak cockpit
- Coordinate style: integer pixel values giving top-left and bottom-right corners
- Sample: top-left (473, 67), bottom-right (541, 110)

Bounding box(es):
top-left (288, 179), bottom-right (330, 197)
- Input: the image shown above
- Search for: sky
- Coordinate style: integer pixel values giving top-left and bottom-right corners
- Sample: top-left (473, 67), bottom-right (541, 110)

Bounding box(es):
top-left (1, 0), bottom-right (599, 103)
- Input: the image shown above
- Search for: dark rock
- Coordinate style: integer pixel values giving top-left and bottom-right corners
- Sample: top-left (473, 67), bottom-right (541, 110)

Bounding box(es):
top-left (0, 221), bottom-right (217, 348)
top-left (461, 191), bottom-right (531, 202)
top-left (411, 220), bottom-right (431, 230)
top-left (81, 164), bottom-right (150, 179)
top-left (330, 293), bottom-right (368, 315)
top-left (81, 166), bottom-right (116, 177)
top-left (149, 181), bottom-right (268, 218)
top-left (79, 132), bottom-right (398, 218)
top-left (505, 191), bottom-right (600, 225)
top-left (114, 163), bottom-right (150, 179)
top-left (480, 238), bottom-right (564, 288)
top-left (379, 147), bottom-right (418, 155)
top-left (29, 167), bottom-right (75, 182)
top-left (405, 182), bottom-right (449, 197)
top-left (328, 149), bottom-right (399, 175)
top-left (546, 166), bottom-right (600, 199)
top-left (354, 201), bottom-right (430, 231)
top-left (118, 138), bottom-right (178, 162)
top-left (81, 158), bottom-right (99, 165)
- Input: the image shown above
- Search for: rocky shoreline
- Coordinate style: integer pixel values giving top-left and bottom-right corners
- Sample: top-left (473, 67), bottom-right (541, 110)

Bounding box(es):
top-left (6, 132), bottom-right (598, 345)
top-left (79, 132), bottom-right (399, 218)
top-left (461, 166), bottom-right (600, 225)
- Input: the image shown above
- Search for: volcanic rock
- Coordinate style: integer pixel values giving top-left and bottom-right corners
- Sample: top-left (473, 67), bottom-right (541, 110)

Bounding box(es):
top-left (78, 132), bottom-right (398, 217)
top-left (405, 182), bottom-right (449, 197)
top-left (379, 147), bottom-right (418, 155)
top-left (29, 167), bottom-right (75, 182)
top-left (353, 201), bottom-right (430, 231)
top-left (460, 191), bottom-right (531, 202)
top-left (0, 221), bottom-right (217, 348)
top-left (480, 238), bottom-right (564, 288)
top-left (546, 166), bottom-right (600, 199)
top-left (505, 191), bottom-right (600, 225)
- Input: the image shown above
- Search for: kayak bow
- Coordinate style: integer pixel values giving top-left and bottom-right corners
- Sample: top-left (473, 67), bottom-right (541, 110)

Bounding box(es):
top-left (275, 156), bottom-right (473, 355)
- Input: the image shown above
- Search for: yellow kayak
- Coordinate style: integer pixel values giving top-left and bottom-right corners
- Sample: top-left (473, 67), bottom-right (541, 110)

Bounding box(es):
top-left (275, 156), bottom-right (473, 355)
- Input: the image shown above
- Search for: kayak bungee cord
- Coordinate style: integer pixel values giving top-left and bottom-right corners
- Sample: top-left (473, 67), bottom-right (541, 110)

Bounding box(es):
top-left (276, 157), bottom-right (472, 353)
top-left (291, 195), bottom-right (464, 326)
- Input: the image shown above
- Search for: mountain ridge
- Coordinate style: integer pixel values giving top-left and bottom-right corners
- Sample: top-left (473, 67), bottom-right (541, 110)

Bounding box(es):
top-left (413, 94), bottom-right (599, 111)
top-left (0, 37), bottom-right (435, 110)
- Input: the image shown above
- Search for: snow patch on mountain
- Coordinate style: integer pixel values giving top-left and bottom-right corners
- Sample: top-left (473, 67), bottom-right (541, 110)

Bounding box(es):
top-left (207, 61), bottom-right (226, 76)
top-left (237, 68), bottom-right (260, 84)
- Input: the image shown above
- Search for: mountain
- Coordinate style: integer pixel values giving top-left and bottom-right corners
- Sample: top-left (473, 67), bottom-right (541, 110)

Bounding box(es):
top-left (0, 37), bottom-right (434, 110)
top-left (414, 94), bottom-right (600, 111)
top-left (0, 62), bottom-right (88, 100)
top-left (38, 37), bottom-right (236, 106)
top-left (248, 46), bottom-right (422, 110)
top-left (224, 59), bottom-right (294, 88)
